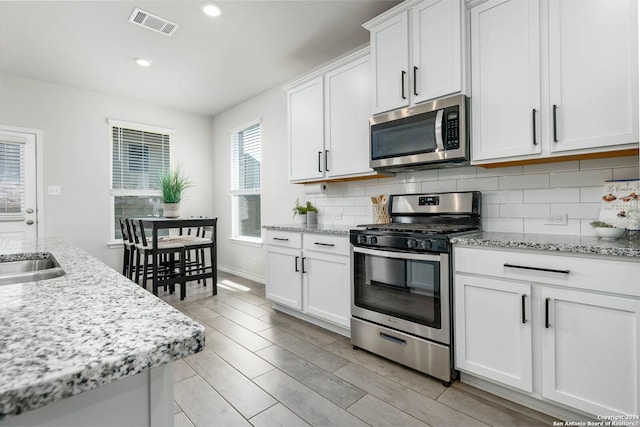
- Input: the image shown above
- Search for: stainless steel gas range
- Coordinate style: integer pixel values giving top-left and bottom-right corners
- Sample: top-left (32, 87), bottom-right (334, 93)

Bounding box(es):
top-left (350, 191), bottom-right (481, 385)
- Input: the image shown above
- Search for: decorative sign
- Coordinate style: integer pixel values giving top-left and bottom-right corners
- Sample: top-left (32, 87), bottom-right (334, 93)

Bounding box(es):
top-left (599, 179), bottom-right (640, 228)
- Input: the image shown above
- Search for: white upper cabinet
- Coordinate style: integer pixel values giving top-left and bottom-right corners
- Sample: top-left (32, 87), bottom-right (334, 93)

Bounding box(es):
top-left (470, 0), bottom-right (639, 164)
top-left (548, 0), bottom-right (639, 153)
top-left (288, 77), bottom-right (324, 181)
top-left (286, 48), bottom-right (378, 183)
top-left (365, 0), bottom-right (463, 115)
top-left (470, 0), bottom-right (542, 161)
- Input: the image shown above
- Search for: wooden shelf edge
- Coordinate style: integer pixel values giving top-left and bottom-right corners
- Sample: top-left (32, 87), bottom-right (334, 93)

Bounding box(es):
top-left (474, 148), bottom-right (639, 169)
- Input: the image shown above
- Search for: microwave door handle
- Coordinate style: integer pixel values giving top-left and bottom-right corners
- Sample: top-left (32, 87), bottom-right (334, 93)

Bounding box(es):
top-left (435, 109), bottom-right (445, 151)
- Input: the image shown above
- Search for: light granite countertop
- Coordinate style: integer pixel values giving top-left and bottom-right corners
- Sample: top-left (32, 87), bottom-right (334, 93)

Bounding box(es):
top-left (263, 224), bottom-right (358, 235)
top-left (451, 231), bottom-right (640, 258)
top-left (0, 239), bottom-right (205, 420)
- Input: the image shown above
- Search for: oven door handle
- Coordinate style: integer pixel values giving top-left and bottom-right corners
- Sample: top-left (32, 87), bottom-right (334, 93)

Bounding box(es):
top-left (353, 246), bottom-right (443, 262)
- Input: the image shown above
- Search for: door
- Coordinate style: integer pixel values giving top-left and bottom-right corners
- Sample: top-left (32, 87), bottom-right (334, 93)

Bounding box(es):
top-left (303, 251), bottom-right (350, 328)
top-left (542, 287), bottom-right (640, 416)
top-left (470, 0), bottom-right (542, 161)
top-left (0, 129), bottom-right (37, 240)
top-left (369, 12), bottom-right (409, 114)
top-left (454, 274), bottom-right (533, 393)
top-left (265, 246), bottom-right (302, 310)
top-left (548, 0), bottom-right (639, 152)
top-left (324, 55), bottom-right (373, 178)
top-left (287, 77), bottom-right (324, 182)
top-left (411, 0), bottom-right (462, 103)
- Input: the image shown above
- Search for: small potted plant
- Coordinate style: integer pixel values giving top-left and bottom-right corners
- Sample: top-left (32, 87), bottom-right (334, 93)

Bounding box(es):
top-left (160, 166), bottom-right (194, 218)
top-left (590, 220), bottom-right (625, 240)
top-left (292, 199), bottom-right (318, 225)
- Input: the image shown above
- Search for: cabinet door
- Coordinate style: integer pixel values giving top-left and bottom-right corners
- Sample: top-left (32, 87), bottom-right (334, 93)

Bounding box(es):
top-left (288, 77), bottom-right (325, 181)
top-left (303, 252), bottom-right (350, 328)
top-left (470, 0), bottom-right (542, 162)
top-left (266, 247), bottom-right (302, 310)
top-left (369, 12), bottom-right (410, 114)
top-left (454, 274), bottom-right (533, 392)
top-left (541, 287), bottom-right (640, 416)
top-left (325, 55), bottom-right (373, 178)
top-left (411, 0), bottom-right (462, 103)
top-left (548, 0), bottom-right (639, 153)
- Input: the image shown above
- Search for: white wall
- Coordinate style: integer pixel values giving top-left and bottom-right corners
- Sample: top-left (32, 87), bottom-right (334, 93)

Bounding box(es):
top-left (211, 85), bottom-right (304, 283)
top-left (0, 73), bottom-right (214, 270)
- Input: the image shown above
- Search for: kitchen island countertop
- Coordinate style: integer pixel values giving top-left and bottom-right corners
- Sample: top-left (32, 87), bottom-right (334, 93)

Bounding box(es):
top-left (450, 231), bottom-right (640, 258)
top-left (263, 224), bottom-right (359, 235)
top-left (0, 239), bottom-right (205, 420)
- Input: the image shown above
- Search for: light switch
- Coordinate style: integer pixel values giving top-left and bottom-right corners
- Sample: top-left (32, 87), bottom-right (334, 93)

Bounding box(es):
top-left (48, 185), bottom-right (62, 196)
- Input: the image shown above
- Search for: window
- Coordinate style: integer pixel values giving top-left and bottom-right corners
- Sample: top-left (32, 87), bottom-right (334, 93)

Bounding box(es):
top-left (231, 121), bottom-right (261, 242)
top-left (0, 140), bottom-right (24, 218)
top-left (110, 120), bottom-right (172, 241)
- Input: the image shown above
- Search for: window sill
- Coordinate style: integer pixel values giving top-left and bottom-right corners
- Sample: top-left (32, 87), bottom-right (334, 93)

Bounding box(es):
top-left (229, 237), bottom-right (263, 248)
top-left (107, 241), bottom-right (123, 249)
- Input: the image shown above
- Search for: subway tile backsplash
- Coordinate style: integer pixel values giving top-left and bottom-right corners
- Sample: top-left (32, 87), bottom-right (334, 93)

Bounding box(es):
top-left (309, 156), bottom-right (639, 236)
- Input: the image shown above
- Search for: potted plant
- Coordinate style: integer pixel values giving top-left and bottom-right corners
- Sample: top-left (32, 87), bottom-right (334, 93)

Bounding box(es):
top-left (292, 199), bottom-right (318, 225)
top-left (160, 166), bottom-right (194, 218)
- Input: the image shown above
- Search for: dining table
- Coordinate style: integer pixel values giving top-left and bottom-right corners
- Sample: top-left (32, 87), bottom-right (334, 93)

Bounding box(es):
top-left (132, 216), bottom-right (217, 300)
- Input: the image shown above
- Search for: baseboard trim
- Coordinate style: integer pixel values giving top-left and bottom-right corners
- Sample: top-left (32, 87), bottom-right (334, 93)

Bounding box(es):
top-left (217, 264), bottom-right (266, 284)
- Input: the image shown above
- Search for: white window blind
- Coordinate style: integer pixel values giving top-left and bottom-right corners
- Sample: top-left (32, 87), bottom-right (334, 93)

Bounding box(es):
top-left (0, 141), bottom-right (25, 217)
top-left (231, 123), bottom-right (261, 193)
top-left (112, 126), bottom-right (170, 191)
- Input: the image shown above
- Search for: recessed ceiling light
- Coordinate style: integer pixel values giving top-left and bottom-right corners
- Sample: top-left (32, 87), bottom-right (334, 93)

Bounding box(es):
top-left (136, 58), bottom-right (152, 67)
top-left (201, 3), bottom-right (221, 17)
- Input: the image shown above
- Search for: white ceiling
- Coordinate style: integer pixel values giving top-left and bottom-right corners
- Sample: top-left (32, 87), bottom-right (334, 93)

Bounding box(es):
top-left (0, 0), bottom-right (400, 117)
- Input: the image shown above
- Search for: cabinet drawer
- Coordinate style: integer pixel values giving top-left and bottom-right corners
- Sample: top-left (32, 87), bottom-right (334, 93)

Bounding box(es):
top-left (265, 230), bottom-right (302, 249)
top-left (303, 234), bottom-right (350, 256)
top-left (455, 246), bottom-right (640, 297)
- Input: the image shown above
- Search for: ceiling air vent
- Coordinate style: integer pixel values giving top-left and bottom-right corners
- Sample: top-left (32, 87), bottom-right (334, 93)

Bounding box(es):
top-left (128, 8), bottom-right (179, 36)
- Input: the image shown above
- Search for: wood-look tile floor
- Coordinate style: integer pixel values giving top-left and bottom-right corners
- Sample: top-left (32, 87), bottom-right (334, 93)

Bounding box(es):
top-left (160, 272), bottom-right (557, 427)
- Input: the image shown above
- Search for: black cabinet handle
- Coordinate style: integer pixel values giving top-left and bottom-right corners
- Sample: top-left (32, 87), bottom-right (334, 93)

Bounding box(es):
top-left (314, 242), bottom-right (335, 247)
top-left (413, 66), bottom-right (418, 96)
top-left (401, 71), bottom-right (407, 100)
top-left (532, 108), bottom-right (538, 145)
top-left (318, 151), bottom-right (322, 173)
top-left (294, 256), bottom-right (299, 272)
top-left (325, 150), bottom-right (329, 172)
top-left (552, 104), bottom-right (558, 142)
top-left (545, 297), bottom-right (551, 328)
top-left (504, 263), bottom-right (570, 275)
top-left (301, 257), bottom-right (307, 273)
top-left (521, 294), bottom-right (527, 324)
top-left (273, 237), bottom-right (289, 241)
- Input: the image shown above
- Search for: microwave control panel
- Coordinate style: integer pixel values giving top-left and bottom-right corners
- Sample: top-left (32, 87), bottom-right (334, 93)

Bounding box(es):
top-left (445, 107), bottom-right (459, 150)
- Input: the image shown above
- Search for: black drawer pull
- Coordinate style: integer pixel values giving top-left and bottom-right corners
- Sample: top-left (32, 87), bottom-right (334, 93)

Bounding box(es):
top-left (552, 104), bottom-right (558, 142)
top-left (314, 242), bottom-right (335, 247)
top-left (532, 108), bottom-right (538, 145)
top-left (272, 237), bottom-right (289, 241)
top-left (401, 71), bottom-right (407, 100)
top-left (301, 257), bottom-right (307, 274)
top-left (380, 332), bottom-right (407, 346)
top-left (294, 256), bottom-right (299, 272)
top-left (521, 294), bottom-right (527, 324)
top-left (504, 263), bottom-right (570, 275)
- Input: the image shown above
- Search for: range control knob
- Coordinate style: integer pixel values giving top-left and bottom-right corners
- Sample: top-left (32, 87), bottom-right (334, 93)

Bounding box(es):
top-left (356, 235), bottom-right (367, 245)
top-left (423, 240), bottom-right (433, 249)
top-left (368, 236), bottom-right (378, 245)
top-left (407, 239), bottom-right (418, 249)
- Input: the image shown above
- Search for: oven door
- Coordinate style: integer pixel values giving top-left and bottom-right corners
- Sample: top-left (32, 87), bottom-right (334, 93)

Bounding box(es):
top-left (351, 246), bottom-right (450, 345)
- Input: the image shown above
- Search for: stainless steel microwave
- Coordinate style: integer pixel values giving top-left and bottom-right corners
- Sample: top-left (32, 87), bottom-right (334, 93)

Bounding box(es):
top-left (369, 94), bottom-right (469, 171)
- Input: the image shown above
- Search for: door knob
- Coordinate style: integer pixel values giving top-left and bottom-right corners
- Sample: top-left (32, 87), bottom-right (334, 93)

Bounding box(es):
top-left (26, 220), bottom-right (34, 225)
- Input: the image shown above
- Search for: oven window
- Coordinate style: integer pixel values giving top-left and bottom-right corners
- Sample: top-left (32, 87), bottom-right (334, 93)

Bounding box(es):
top-left (354, 251), bottom-right (441, 329)
top-left (371, 112), bottom-right (438, 160)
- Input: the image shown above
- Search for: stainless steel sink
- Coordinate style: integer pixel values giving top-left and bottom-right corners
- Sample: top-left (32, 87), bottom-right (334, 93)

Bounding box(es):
top-left (0, 253), bottom-right (66, 285)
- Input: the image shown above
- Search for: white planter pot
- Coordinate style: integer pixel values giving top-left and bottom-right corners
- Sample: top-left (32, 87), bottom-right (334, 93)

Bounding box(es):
top-left (163, 202), bottom-right (181, 218)
top-left (306, 211), bottom-right (317, 226)
top-left (296, 214), bottom-right (307, 224)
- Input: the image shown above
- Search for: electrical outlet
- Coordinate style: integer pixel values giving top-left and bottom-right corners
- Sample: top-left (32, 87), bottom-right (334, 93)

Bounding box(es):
top-left (332, 212), bottom-right (343, 221)
top-left (47, 185), bottom-right (62, 196)
top-left (544, 214), bottom-right (568, 225)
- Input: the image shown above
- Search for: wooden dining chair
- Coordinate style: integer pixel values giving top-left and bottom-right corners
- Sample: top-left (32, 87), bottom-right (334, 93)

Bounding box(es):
top-left (119, 218), bottom-right (135, 280)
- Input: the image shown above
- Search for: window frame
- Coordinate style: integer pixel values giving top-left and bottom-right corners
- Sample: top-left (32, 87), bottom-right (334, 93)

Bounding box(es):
top-left (108, 119), bottom-right (174, 244)
top-left (229, 119), bottom-right (262, 245)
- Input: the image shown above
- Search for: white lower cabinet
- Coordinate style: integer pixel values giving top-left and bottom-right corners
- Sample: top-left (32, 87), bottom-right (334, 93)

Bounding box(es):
top-left (265, 230), bottom-right (350, 332)
top-left (454, 246), bottom-right (640, 418)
